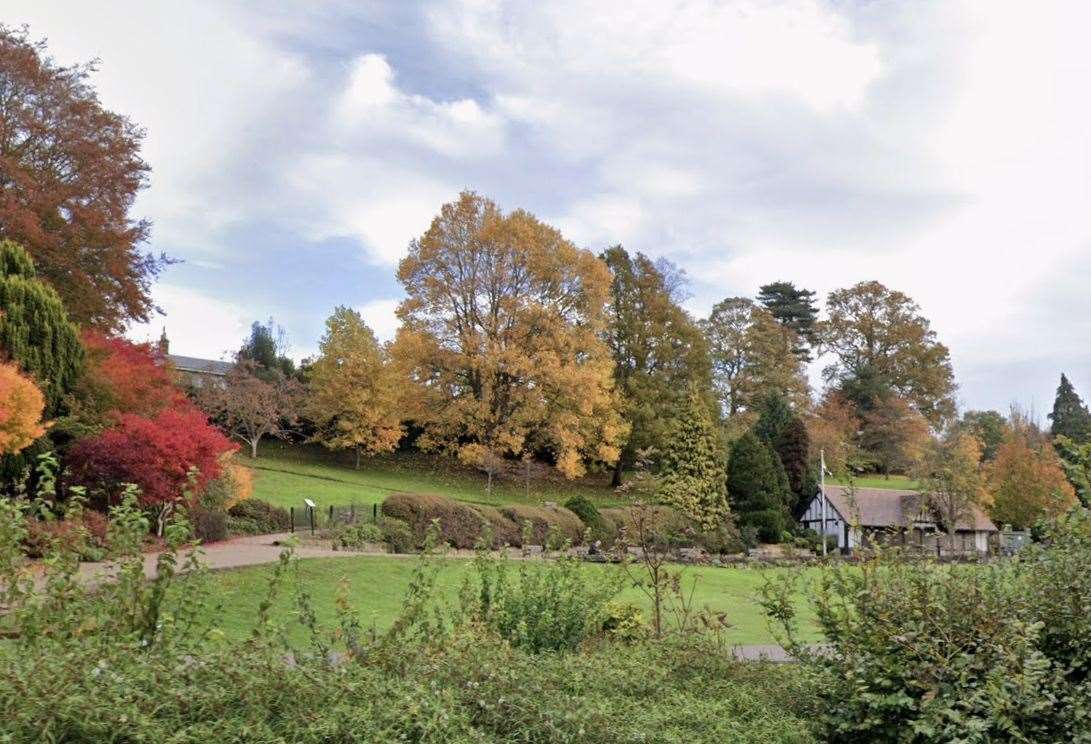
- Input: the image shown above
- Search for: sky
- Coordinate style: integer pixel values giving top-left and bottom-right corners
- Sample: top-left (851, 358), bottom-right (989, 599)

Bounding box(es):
top-left (4, 0), bottom-right (1091, 415)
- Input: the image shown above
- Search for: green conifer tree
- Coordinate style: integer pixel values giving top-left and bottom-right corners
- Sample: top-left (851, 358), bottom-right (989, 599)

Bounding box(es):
top-left (727, 431), bottom-right (792, 543)
top-left (657, 387), bottom-right (729, 530)
top-left (1049, 374), bottom-right (1091, 443)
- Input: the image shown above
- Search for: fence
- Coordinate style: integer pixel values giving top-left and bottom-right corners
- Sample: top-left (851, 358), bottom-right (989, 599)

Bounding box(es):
top-left (289, 503), bottom-right (380, 535)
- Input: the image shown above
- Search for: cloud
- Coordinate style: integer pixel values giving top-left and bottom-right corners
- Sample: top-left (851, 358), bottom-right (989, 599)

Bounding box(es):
top-left (127, 284), bottom-right (251, 361)
top-left (357, 298), bottom-right (401, 343)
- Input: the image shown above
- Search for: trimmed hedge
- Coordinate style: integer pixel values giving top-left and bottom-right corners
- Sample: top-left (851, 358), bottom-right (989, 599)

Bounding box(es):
top-left (501, 504), bottom-right (585, 546)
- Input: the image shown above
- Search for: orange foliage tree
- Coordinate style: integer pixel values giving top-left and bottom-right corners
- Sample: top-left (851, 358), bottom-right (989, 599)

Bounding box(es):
top-left (988, 426), bottom-right (1077, 529)
top-left (0, 363), bottom-right (46, 454)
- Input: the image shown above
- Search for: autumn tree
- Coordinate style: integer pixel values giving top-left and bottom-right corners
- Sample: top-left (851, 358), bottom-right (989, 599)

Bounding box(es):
top-left (915, 431), bottom-right (989, 541)
top-left (68, 405), bottom-right (235, 521)
top-left (656, 386), bottom-right (728, 530)
top-left (239, 319), bottom-right (296, 379)
top-left (306, 306), bottom-right (403, 468)
top-left (818, 281), bottom-right (956, 427)
top-left (806, 391), bottom-right (861, 477)
top-left (600, 246), bottom-right (711, 486)
top-left (0, 240), bottom-right (82, 413)
top-left (959, 409), bottom-right (1009, 462)
top-left (1048, 374), bottom-right (1091, 443)
top-left (702, 297), bottom-right (808, 420)
top-left (198, 360), bottom-right (300, 459)
top-left (988, 424), bottom-right (1077, 529)
top-left (857, 394), bottom-right (931, 475)
top-left (0, 362), bottom-right (46, 454)
top-left (0, 27), bottom-right (165, 331)
top-left (392, 191), bottom-right (625, 494)
top-left (757, 281), bottom-right (818, 361)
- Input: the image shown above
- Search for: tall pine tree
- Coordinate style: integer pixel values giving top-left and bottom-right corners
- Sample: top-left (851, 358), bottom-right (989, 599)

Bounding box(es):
top-left (757, 281), bottom-right (818, 361)
top-left (1049, 374), bottom-right (1091, 443)
top-left (727, 431), bottom-right (792, 543)
top-left (657, 387), bottom-right (729, 530)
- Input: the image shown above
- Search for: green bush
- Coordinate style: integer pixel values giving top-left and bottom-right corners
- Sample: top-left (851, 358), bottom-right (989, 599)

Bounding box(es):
top-left (331, 521), bottom-right (383, 549)
top-left (190, 508), bottom-right (227, 543)
top-left (226, 499), bottom-right (290, 534)
top-left (380, 517), bottom-right (415, 554)
top-left (762, 509), bottom-right (1091, 742)
top-left (563, 494), bottom-right (600, 525)
top-left (381, 493), bottom-right (491, 548)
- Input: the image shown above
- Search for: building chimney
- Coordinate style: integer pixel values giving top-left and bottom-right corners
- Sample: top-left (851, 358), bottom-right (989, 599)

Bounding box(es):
top-left (158, 328), bottom-right (169, 356)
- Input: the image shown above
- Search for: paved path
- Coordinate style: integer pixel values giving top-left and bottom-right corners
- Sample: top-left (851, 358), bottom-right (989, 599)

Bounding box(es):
top-left (63, 532), bottom-right (801, 662)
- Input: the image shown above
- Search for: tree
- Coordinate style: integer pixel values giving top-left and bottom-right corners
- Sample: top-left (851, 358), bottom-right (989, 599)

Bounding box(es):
top-left (757, 281), bottom-right (818, 361)
top-left (1055, 435), bottom-right (1091, 507)
top-left (68, 405), bottom-right (235, 517)
top-left (1048, 374), bottom-right (1091, 443)
top-left (818, 281), bottom-right (956, 426)
top-left (727, 431), bottom-right (791, 543)
top-left (776, 416), bottom-right (814, 514)
top-left (0, 28), bottom-right (165, 331)
top-left (392, 191), bottom-right (625, 493)
top-left (857, 394), bottom-right (931, 475)
top-left (198, 360), bottom-right (300, 459)
top-left (238, 319), bottom-right (295, 378)
top-left (806, 391), bottom-right (860, 477)
top-left (0, 363), bottom-right (46, 455)
top-left (306, 306), bottom-right (403, 468)
top-left (600, 246), bottom-right (711, 486)
top-left (64, 330), bottom-right (184, 433)
top-left (987, 425), bottom-right (1077, 529)
top-left (959, 410), bottom-right (1009, 462)
top-left (0, 240), bottom-right (83, 413)
top-left (752, 393), bottom-right (794, 445)
top-left (656, 387), bottom-right (728, 530)
top-left (916, 431), bottom-right (989, 542)
top-left (702, 297), bottom-right (808, 419)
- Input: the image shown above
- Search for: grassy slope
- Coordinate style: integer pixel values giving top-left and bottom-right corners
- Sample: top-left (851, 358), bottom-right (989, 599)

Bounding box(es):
top-left (826, 474), bottom-right (919, 490)
top-left (206, 555), bottom-right (820, 647)
top-left (242, 440), bottom-right (623, 509)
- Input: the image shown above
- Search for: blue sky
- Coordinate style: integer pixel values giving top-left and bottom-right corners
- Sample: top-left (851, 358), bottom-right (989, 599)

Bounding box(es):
top-left (6, 1), bottom-right (1091, 415)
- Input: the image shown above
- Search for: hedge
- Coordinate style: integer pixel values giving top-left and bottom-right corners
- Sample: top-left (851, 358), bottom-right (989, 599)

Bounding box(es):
top-left (500, 504), bottom-right (585, 546)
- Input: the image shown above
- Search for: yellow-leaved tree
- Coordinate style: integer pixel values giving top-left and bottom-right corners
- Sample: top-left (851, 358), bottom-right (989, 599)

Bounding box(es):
top-left (0, 362), bottom-right (46, 454)
top-left (306, 306), bottom-right (403, 468)
top-left (392, 191), bottom-right (626, 495)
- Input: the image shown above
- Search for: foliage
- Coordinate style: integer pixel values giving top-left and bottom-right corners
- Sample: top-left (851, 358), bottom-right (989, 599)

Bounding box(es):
top-left (988, 424), bottom-right (1077, 528)
top-left (727, 432), bottom-right (791, 543)
top-left (379, 517), bottom-right (415, 554)
top-left (305, 306), bottom-right (403, 465)
top-left (0, 28), bottom-right (166, 331)
top-left (805, 391), bottom-right (860, 477)
top-left (1055, 434), bottom-right (1091, 507)
top-left (762, 511), bottom-right (1091, 743)
top-left (330, 521), bottom-right (383, 549)
top-left (657, 386), bottom-right (729, 530)
top-left (960, 409), bottom-right (1010, 461)
top-left (65, 330), bottom-right (184, 434)
top-left (776, 416), bottom-right (814, 514)
top-left (460, 535), bottom-right (622, 652)
top-left (226, 498), bottom-right (291, 534)
top-left (564, 493), bottom-right (606, 536)
top-left (393, 191), bottom-right (626, 491)
top-left (857, 393), bottom-right (932, 475)
top-left (238, 318), bottom-right (296, 378)
top-left (756, 281), bottom-right (819, 361)
top-left (382, 492), bottom-right (495, 549)
top-left (0, 239), bottom-right (83, 414)
top-left (818, 280), bottom-right (956, 427)
top-left (915, 430), bottom-right (990, 538)
top-left (198, 359), bottom-right (301, 458)
top-left (600, 245), bottom-right (711, 485)
top-left (0, 362), bottom-right (46, 454)
top-left (190, 507), bottom-right (228, 543)
top-left (67, 405), bottom-right (236, 509)
top-left (702, 296), bottom-right (808, 417)
top-left (1049, 373), bottom-right (1091, 443)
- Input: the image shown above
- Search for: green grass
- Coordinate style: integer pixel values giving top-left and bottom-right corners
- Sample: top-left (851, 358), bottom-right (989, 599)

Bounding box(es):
top-left (243, 440), bottom-right (623, 509)
top-left (826, 474), bottom-right (919, 490)
top-left (206, 555), bottom-right (820, 647)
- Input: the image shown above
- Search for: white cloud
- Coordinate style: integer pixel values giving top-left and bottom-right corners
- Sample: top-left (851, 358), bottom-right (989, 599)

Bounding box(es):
top-left (127, 284), bottom-right (251, 362)
top-left (357, 298), bottom-right (401, 343)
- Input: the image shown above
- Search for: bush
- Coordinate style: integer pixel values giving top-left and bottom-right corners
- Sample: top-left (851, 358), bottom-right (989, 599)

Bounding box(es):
top-left (331, 522), bottom-right (383, 549)
top-left (380, 517), bottom-right (415, 554)
top-left (190, 508), bottom-right (227, 543)
top-left (468, 504), bottom-right (521, 547)
top-left (22, 511), bottom-right (108, 561)
top-left (226, 499), bottom-right (290, 535)
top-left (500, 504), bottom-right (584, 546)
top-left (381, 493), bottom-right (487, 549)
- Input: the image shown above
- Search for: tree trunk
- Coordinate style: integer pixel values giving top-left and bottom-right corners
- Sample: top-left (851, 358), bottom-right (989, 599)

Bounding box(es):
top-left (250, 438), bottom-right (259, 459)
top-left (355, 446), bottom-right (361, 470)
top-left (486, 467), bottom-right (493, 499)
top-left (611, 458), bottom-right (624, 488)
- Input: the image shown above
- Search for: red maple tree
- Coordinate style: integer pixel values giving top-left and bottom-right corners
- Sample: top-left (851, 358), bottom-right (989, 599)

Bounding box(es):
top-left (73, 331), bottom-right (184, 425)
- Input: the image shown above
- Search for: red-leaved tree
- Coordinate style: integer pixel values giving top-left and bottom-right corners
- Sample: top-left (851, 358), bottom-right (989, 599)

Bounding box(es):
top-left (68, 405), bottom-right (236, 526)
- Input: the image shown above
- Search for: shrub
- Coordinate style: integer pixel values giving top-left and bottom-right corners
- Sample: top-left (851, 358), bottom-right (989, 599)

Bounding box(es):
top-left (500, 504), bottom-right (584, 546)
top-left (563, 494), bottom-right (600, 525)
top-left (381, 493), bottom-right (487, 549)
top-left (468, 504), bottom-right (521, 547)
top-left (22, 513), bottom-right (108, 561)
top-left (331, 522), bottom-right (383, 549)
top-left (191, 508), bottom-right (227, 543)
top-left (226, 498), bottom-right (290, 534)
top-left (601, 600), bottom-right (647, 642)
top-left (380, 517), bottom-right (415, 554)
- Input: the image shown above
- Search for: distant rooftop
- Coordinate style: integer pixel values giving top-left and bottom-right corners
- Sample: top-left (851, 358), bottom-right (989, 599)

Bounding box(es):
top-left (168, 354), bottom-right (233, 376)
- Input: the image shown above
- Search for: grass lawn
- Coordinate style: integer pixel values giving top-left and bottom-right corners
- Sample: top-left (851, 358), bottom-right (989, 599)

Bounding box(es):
top-left (204, 554), bottom-right (820, 647)
top-left (826, 474), bottom-right (919, 490)
top-left (242, 440), bottom-right (624, 510)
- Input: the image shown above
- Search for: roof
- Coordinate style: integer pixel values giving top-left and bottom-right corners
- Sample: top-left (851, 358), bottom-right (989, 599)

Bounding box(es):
top-left (168, 354), bottom-right (233, 376)
top-left (822, 484), bottom-right (998, 533)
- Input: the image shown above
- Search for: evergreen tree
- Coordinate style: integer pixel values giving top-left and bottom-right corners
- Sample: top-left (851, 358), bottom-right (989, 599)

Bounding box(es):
top-left (776, 416), bottom-right (815, 514)
top-left (239, 319), bottom-right (295, 379)
top-left (727, 431), bottom-right (792, 543)
top-left (0, 240), bottom-right (82, 413)
top-left (757, 281), bottom-right (818, 361)
top-left (657, 387), bottom-right (729, 530)
top-left (1048, 374), bottom-right (1091, 443)
top-left (753, 393), bottom-right (794, 445)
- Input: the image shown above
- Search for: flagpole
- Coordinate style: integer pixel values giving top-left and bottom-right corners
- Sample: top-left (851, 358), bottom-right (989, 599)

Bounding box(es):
top-left (820, 448), bottom-right (827, 557)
